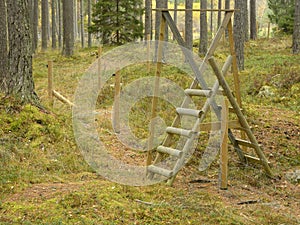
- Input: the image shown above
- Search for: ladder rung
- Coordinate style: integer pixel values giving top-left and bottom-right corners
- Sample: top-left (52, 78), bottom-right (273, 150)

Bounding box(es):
top-left (147, 165), bottom-right (173, 177)
top-left (157, 146), bottom-right (182, 157)
top-left (176, 108), bottom-right (203, 117)
top-left (185, 89), bottom-right (212, 97)
top-left (236, 139), bottom-right (258, 148)
top-left (166, 127), bottom-right (193, 137)
top-left (244, 154), bottom-right (270, 165)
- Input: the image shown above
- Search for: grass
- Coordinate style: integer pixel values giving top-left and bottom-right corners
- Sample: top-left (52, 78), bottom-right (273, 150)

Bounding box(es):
top-left (0, 36), bottom-right (299, 224)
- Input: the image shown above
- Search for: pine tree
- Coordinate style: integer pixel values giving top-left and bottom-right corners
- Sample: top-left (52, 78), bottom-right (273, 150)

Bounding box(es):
top-left (89, 0), bottom-right (144, 45)
top-left (268, 0), bottom-right (295, 34)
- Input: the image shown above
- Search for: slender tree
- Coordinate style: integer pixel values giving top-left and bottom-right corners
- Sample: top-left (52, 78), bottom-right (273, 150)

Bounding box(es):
top-left (242, 0), bottom-right (249, 41)
top-left (52, 0), bottom-right (57, 49)
top-left (225, 0), bottom-right (230, 37)
top-left (87, 0), bottom-right (92, 47)
top-left (0, 0), bottom-right (7, 91)
top-left (234, 0), bottom-right (245, 70)
top-left (210, 0), bottom-right (213, 34)
top-left (293, 0), bottom-right (300, 54)
top-left (62, 0), bottom-right (75, 56)
top-left (145, 0), bottom-right (152, 40)
top-left (250, 0), bottom-right (257, 40)
top-left (5, 0), bottom-right (39, 103)
top-left (57, 0), bottom-right (62, 48)
top-left (218, 0), bottom-right (222, 28)
top-left (173, 0), bottom-right (178, 41)
top-left (185, 0), bottom-right (193, 50)
top-left (41, 0), bottom-right (49, 50)
top-left (80, 0), bottom-right (85, 48)
top-left (199, 0), bottom-right (208, 55)
top-left (155, 0), bottom-right (168, 41)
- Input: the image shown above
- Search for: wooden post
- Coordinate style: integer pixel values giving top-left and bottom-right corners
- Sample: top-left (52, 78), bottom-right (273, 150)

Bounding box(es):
top-left (147, 34), bottom-right (151, 73)
top-left (267, 22), bottom-right (270, 39)
top-left (48, 60), bottom-right (54, 106)
top-left (220, 99), bottom-right (229, 190)
top-left (98, 45), bottom-right (102, 88)
top-left (146, 12), bottom-right (166, 166)
top-left (113, 70), bottom-right (121, 133)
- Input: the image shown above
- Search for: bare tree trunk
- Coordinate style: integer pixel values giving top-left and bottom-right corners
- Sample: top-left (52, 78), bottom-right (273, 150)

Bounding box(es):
top-left (74, 0), bottom-right (78, 41)
top-left (243, 0), bottom-right (249, 41)
top-left (218, 0), bottom-right (222, 28)
top-left (155, 0), bottom-right (167, 41)
top-left (57, 0), bottom-right (62, 48)
top-left (87, 0), bottom-right (92, 47)
top-left (80, 0), bottom-right (84, 48)
top-left (250, 0), bottom-right (257, 40)
top-left (145, 0), bottom-right (152, 40)
top-left (62, 0), bottom-right (74, 56)
top-left (32, 0), bottom-right (39, 51)
top-left (6, 0), bottom-right (39, 103)
top-left (210, 0), bottom-right (213, 34)
top-left (199, 0), bottom-right (207, 56)
top-left (225, 0), bottom-right (230, 37)
top-left (42, 0), bottom-right (49, 51)
top-left (293, 0), bottom-right (300, 54)
top-left (173, 0), bottom-right (178, 41)
top-left (0, 0), bottom-right (7, 91)
top-left (52, 0), bottom-right (57, 49)
top-left (185, 0), bottom-right (193, 50)
top-left (234, 0), bottom-right (245, 70)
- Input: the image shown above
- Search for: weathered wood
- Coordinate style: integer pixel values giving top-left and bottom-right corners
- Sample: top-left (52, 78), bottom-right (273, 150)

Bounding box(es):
top-left (147, 165), bottom-right (173, 177)
top-left (113, 70), bottom-right (121, 133)
top-left (147, 13), bottom-right (166, 166)
top-left (176, 108), bottom-right (203, 117)
top-left (166, 127), bottom-right (193, 138)
top-left (245, 154), bottom-right (270, 165)
top-left (48, 61), bottom-right (54, 106)
top-left (157, 146), bottom-right (182, 157)
top-left (52, 90), bottom-right (74, 106)
top-left (208, 57), bottom-right (273, 177)
top-left (147, 34), bottom-right (151, 73)
top-left (184, 89), bottom-right (212, 97)
top-left (220, 99), bottom-right (229, 190)
top-left (98, 46), bottom-right (102, 88)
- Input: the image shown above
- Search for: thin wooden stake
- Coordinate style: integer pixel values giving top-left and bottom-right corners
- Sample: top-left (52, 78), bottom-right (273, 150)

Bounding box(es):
top-left (52, 90), bottom-right (74, 106)
top-left (147, 34), bottom-right (151, 73)
top-left (220, 99), bottom-right (229, 190)
top-left (113, 70), bottom-right (121, 133)
top-left (48, 61), bottom-right (54, 107)
top-left (98, 45), bottom-right (102, 88)
top-left (146, 13), bottom-right (166, 166)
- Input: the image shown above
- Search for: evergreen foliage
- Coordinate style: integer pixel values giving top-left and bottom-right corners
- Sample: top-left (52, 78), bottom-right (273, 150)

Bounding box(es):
top-left (268, 0), bottom-right (295, 34)
top-left (89, 0), bottom-right (144, 45)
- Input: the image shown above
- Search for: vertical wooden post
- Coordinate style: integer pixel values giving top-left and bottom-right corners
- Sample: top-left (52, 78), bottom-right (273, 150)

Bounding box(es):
top-left (113, 70), bottom-right (121, 133)
top-left (147, 34), bottom-right (151, 73)
top-left (146, 12), bottom-right (166, 166)
top-left (267, 22), bottom-right (270, 39)
top-left (98, 45), bottom-right (102, 88)
top-left (220, 99), bottom-right (229, 190)
top-left (48, 60), bottom-right (54, 106)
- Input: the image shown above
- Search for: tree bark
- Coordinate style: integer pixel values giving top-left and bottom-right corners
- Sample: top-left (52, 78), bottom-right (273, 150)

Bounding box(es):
top-left (250, 0), bottom-right (257, 40)
top-left (80, 0), bottom-right (85, 48)
top-left (0, 0), bottom-right (7, 91)
top-left (62, 0), bottom-right (75, 56)
top-left (210, 0), bottom-right (213, 34)
top-left (6, 0), bottom-right (39, 103)
top-left (52, 0), bottom-right (57, 49)
top-left (57, 0), bottom-right (62, 48)
top-left (218, 0), bottom-right (222, 28)
top-left (155, 0), bottom-right (167, 41)
top-left (173, 0), bottom-right (178, 41)
top-left (199, 0), bottom-right (207, 56)
top-left (185, 0), bottom-right (193, 50)
top-left (242, 0), bottom-right (249, 41)
top-left (145, 0), bottom-right (152, 40)
top-left (32, 0), bottom-right (39, 51)
top-left (293, 0), bottom-right (300, 54)
top-left (234, 0), bottom-right (245, 70)
top-left (87, 0), bottom-right (92, 47)
top-left (41, 0), bottom-right (49, 50)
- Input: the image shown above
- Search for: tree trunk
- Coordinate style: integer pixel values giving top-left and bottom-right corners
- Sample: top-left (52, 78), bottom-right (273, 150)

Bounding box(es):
top-left (293, 0), bottom-right (300, 54)
top-left (74, 0), bottom-right (78, 40)
top-left (6, 0), bottom-right (39, 103)
top-left (0, 0), bottom-right (7, 91)
top-left (87, 0), bottom-right (92, 47)
top-left (250, 0), bottom-right (257, 40)
top-left (242, 0), bottom-right (249, 41)
top-left (42, 0), bottom-right (49, 50)
top-left (57, 0), bottom-right (62, 48)
top-left (173, 0), bottom-right (178, 41)
top-left (32, 0), bottom-right (39, 51)
top-left (199, 0), bottom-right (207, 56)
top-left (225, 0), bottom-right (230, 37)
top-left (210, 0), bottom-right (213, 34)
top-left (234, 0), bottom-right (245, 70)
top-left (218, 0), bottom-right (222, 28)
top-left (80, 0), bottom-right (85, 48)
top-left (52, 0), bottom-right (57, 49)
top-left (62, 0), bottom-right (75, 56)
top-left (185, 0), bottom-right (193, 50)
top-left (155, 0), bottom-right (167, 41)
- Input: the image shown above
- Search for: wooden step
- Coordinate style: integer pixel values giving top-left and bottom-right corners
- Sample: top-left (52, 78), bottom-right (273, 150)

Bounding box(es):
top-left (236, 138), bottom-right (258, 148)
top-left (176, 108), bottom-right (203, 117)
top-left (244, 154), bottom-right (270, 165)
top-left (185, 89), bottom-right (212, 97)
top-left (166, 127), bottom-right (193, 137)
top-left (157, 146), bottom-right (182, 157)
top-left (147, 165), bottom-right (173, 177)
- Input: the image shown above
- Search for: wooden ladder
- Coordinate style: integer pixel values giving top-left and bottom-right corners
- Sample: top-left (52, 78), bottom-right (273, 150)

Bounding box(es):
top-left (147, 9), bottom-right (273, 185)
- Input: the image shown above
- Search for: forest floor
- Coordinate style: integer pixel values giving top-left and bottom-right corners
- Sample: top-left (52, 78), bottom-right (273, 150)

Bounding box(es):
top-left (0, 36), bottom-right (299, 224)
